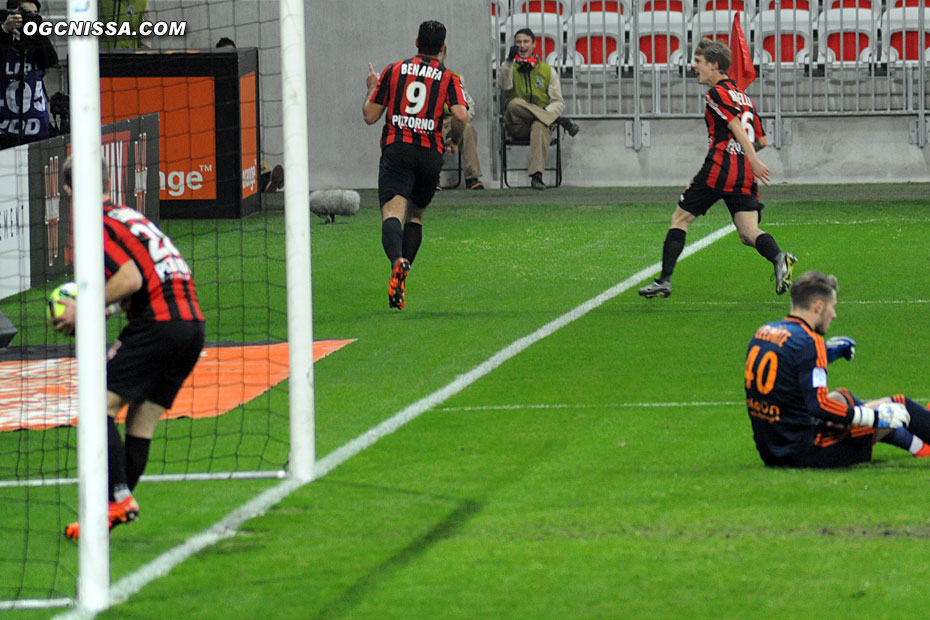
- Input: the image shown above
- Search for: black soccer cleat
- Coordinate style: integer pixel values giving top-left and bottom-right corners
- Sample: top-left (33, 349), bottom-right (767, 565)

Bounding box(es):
top-left (773, 252), bottom-right (798, 295)
top-left (638, 279), bottom-right (671, 299)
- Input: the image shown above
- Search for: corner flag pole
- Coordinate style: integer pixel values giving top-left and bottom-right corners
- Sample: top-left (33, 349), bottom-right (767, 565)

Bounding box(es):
top-left (280, 0), bottom-right (315, 482)
top-left (730, 11), bottom-right (756, 92)
top-left (67, 0), bottom-right (109, 611)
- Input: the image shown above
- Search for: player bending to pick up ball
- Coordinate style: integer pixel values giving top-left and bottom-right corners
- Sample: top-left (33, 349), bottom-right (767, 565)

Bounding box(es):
top-left (54, 157), bottom-right (205, 538)
top-left (639, 38), bottom-right (796, 299)
top-left (745, 270), bottom-right (930, 468)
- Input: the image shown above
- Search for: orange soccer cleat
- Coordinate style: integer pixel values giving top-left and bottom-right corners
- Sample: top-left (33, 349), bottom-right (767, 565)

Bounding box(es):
top-left (65, 495), bottom-right (140, 540)
top-left (388, 258), bottom-right (411, 310)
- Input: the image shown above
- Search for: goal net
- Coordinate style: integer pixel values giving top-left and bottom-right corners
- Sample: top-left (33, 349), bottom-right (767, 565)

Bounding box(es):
top-left (0, 0), bottom-right (312, 609)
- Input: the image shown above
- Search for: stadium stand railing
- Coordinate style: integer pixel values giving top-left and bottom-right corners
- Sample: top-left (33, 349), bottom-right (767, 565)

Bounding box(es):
top-left (493, 0), bottom-right (929, 148)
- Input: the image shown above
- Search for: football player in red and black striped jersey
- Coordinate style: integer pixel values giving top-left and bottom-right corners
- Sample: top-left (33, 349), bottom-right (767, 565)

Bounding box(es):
top-left (56, 157), bottom-right (205, 538)
top-left (639, 38), bottom-right (797, 300)
top-left (363, 20), bottom-right (468, 310)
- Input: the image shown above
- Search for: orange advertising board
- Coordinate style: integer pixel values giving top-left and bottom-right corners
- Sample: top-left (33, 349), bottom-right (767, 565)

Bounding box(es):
top-left (101, 76), bottom-right (217, 201)
top-left (239, 72), bottom-right (258, 199)
top-left (100, 50), bottom-right (261, 218)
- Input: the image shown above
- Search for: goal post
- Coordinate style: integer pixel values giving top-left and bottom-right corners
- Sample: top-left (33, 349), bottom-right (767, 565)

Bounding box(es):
top-left (280, 0), bottom-right (316, 484)
top-left (67, 0), bottom-right (109, 611)
top-left (0, 0), bottom-right (314, 610)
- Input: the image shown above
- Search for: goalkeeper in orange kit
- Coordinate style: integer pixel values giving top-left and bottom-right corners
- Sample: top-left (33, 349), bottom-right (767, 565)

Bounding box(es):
top-left (745, 270), bottom-right (930, 468)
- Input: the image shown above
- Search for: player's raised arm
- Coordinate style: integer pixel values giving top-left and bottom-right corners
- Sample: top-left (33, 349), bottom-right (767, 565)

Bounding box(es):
top-left (363, 62), bottom-right (385, 125)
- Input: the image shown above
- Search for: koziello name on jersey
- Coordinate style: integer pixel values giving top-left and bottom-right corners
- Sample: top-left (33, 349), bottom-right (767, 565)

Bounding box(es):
top-left (727, 89), bottom-right (753, 107)
top-left (391, 115), bottom-right (436, 132)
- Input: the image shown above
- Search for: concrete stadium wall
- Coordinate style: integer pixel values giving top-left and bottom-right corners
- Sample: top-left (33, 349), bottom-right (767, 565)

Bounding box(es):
top-left (302, 0), bottom-right (494, 190)
top-left (38, 0), bottom-right (930, 188)
top-left (547, 116), bottom-right (930, 189)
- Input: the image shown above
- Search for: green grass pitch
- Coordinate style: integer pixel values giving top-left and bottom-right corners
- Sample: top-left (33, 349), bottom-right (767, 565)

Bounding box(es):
top-left (3, 184), bottom-right (930, 619)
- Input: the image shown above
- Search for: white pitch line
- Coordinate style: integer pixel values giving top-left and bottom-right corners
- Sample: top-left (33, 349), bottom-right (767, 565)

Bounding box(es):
top-left (53, 478), bottom-right (304, 620)
top-left (440, 399), bottom-right (930, 413)
top-left (312, 222), bottom-right (736, 480)
top-left (770, 217), bottom-right (930, 226)
top-left (52, 222), bottom-right (735, 620)
top-left (439, 401), bottom-right (741, 412)
top-left (608, 299), bottom-right (930, 307)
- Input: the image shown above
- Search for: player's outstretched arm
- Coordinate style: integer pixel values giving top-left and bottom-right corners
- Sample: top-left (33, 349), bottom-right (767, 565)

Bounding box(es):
top-left (727, 117), bottom-right (770, 186)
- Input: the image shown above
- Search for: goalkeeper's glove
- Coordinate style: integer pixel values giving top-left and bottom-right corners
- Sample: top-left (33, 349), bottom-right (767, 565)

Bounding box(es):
top-left (826, 336), bottom-right (856, 363)
top-left (507, 45), bottom-right (519, 62)
top-left (852, 402), bottom-right (910, 429)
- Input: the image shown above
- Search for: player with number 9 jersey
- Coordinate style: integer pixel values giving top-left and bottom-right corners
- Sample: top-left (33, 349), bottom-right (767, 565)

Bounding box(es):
top-left (370, 48), bottom-right (466, 154)
top-left (363, 20), bottom-right (469, 311)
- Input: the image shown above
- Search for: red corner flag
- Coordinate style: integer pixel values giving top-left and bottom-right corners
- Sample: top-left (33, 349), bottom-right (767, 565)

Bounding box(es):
top-left (729, 12), bottom-right (755, 91)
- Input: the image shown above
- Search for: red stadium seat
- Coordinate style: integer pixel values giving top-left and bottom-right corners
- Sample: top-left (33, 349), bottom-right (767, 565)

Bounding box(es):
top-left (514, 0), bottom-right (571, 15)
top-left (691, 11), bottom-right (752, 59)
top-left (635, 12), bottom-right (688, 66)
top-left (830, 0), bottom-right (875, 7)
top-left (579, 0), bottom-right (632, 15)
top-left (501, 12), bottom-right (564, 65)
top-left (754, 10), bottom-right (815, 65)
top-left (882, 8), bottom-right (930, 63)
top-left (766, 0), bottom-right (811, 9)
top-left (817, 9), bottom-right (878, 65)
top-left (564, 10), bottom-right (625, 71)
top-left (698, 0), bottom-right (755, 20)
top-left (641, 0), bottom-right (694, 20)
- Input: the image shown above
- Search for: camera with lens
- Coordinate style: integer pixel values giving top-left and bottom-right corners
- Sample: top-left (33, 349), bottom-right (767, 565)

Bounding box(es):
top-left (2, 1), bottom-right (43, 28)
top-left (10, 7), bottom-right (42, 25)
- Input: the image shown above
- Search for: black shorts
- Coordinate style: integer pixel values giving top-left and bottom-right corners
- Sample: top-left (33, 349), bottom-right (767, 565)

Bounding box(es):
top-left (107, 320), bottom-right (206, 409)
top-left (378, 142), bottom-right (444, 209)
top-left (765, 427), bottom-right (875, 468)
top-left (678, 181), bottom-right (765, 220)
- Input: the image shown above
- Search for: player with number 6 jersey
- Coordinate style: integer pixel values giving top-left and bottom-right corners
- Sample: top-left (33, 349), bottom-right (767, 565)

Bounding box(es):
top-left (363, 20), bottom-right (468, 310)
top-left (55, 157), bottom-right (205, 539)
top-left (638, 37), bottom-right (797, 300)
top-left (696, 76), bottom-right (765, 197)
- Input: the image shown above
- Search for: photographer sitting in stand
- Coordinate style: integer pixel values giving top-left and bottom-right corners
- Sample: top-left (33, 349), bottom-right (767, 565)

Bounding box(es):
top-left (0, 0), bottom-right (57, 149)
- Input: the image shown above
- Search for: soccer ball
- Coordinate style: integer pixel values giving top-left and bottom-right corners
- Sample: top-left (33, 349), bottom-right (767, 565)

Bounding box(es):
top-left (47, 282), bottom-right (77, 322)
